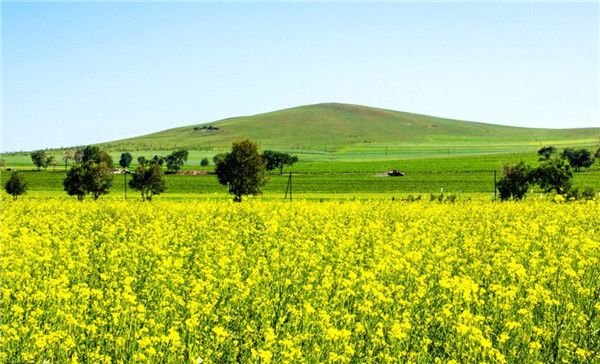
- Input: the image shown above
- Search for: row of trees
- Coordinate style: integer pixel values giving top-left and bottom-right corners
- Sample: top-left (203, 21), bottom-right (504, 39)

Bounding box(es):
top-left (538, 146), bottom-right (598, 171)
top-left (498, 146), bottom-right (599, 201)
top-left (12, 142), bottom-right (297, 202)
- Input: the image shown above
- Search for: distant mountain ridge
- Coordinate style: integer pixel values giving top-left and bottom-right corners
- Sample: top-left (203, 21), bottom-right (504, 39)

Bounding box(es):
top-left (98, 103), bottom-right (599, 152)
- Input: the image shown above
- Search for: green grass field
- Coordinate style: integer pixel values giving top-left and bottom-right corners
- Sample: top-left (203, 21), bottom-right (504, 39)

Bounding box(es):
top-left (2, 152), bottom-right (599, 200)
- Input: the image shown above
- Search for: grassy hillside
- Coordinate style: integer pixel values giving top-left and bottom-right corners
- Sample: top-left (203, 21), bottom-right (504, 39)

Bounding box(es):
top-left (98, 103), bottom-right (599, 155)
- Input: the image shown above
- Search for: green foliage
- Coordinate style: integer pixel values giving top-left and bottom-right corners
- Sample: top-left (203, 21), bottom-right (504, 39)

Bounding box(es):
top-left (63, 164), bottom-right (87, 201)
top-left (119, 152), bottom-right (133, 169)
top-left (4, 172), bottom-right (27, 199)
top-left (151, 155), bottom-right (165, 166)
top-left (537, 145), bottom-right (556, 161)
top-left (137, 156), bottom-right (148, 167)
top-left (31, 150), bottom-right (48, 171)
top-left (497, 162), bottom-right (532, 201)
top-left (63, 146), bottom-right (114, 200)
top-left (81, 145), bottom-right (114, 167)
top-left (561, 148), bottom-right (595, 171)
top-left (129, 164), bottom-right (166, 200)
top-left (263, 150), bottom-right (299, 174)
top-left (165, 150), bottom-right (189, 172)
top-left (212, 153), bottom-right (226, 165)
top-left (215, 139), bottom-right (267, 202)
top-left (200, 157), bottom-right (210, 167)
top-left (581, 187), bottom-right (595, 200)
top-left (531, 158), bottom-right (573, 194)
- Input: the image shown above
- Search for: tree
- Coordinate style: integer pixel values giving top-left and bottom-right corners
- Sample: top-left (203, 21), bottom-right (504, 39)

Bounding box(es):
top-left (63, 164), bottom-right (87, 201)
top-left (165, 150), bottom-right (189, 172)
top-left (84, 162), bottom-right (114, 200)
top-left (5, 171), bottom-right (27, 200)
top-left (537, 146), bottom-right (556, 161)
top-left (119, 152), bottom-right (133, 169)
top-left (137, 156), bottom-right (148, 167)
top-left (0, 158), bottom-right (5, 168)
top-left (212, 153), bottom-right (226, 165)
top-left (81, 145), bottom-right (114, 167)
top-left (595, 147), bottom-right (600, 160)
top-left (31, 150), bottom-right (48, 171)
top-left (561, 148), bottom-right (595, 172)
top-left (531, 158), bottom-right (573, 194)
top-left (129, 164), bottom-right (166, 200)
top-left (63, 146), bottom-right (114, 200)
top-left (151, 155), bottom-right (165, 166)
top-left (215, 139), bottom-right (267, 202)
top-left (262, 151), bottom-right (299, 174)
top-left (281, 154), bottom-right (299, 174)
top-left (47, 156), bottom-right (57, 171)
top-left (497, 162), bottom-right (532, 201)
top-left (200, 157), bottom-right (210, 167)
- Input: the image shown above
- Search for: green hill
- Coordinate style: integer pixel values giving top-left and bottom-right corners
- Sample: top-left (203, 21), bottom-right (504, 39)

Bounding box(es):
top-left (99, 103), bottom-right (598, 157)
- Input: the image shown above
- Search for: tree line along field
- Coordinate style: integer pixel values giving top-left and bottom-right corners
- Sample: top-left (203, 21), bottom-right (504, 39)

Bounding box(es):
top-left (2, 151), bottom-right (600, 199)
top-left (1, 199), bottom-right (598, 363)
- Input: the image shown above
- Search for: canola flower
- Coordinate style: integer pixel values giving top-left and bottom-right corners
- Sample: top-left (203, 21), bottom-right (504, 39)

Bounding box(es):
top-left (1, 199), bottom-right (599, 363)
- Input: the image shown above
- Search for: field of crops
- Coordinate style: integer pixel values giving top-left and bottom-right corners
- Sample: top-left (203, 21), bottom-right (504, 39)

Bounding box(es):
top-left (1, 199), bottom-right (598, 363)
top-left (2, 150), bottom-right (600, 198)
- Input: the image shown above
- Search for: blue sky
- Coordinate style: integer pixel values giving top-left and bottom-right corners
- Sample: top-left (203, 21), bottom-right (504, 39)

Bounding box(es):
top-left (2, 2), bottom-right (598, 152)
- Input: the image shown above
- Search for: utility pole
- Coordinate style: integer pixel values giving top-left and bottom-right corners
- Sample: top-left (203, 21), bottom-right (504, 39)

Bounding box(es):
top-left (284, 172), bottom-right (292, 201)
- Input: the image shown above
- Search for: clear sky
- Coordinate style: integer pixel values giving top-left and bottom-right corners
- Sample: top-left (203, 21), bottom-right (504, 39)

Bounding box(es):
top-left (2, 2), bottom-right (598, 152)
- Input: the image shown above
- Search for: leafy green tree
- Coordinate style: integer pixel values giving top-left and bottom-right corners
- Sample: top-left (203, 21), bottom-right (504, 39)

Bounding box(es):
top-left (63, 146), bottom-right (114, 200)
top-left (212, 153), bottom-right (226, 165)
top-left (497, 162), bottom-right (532, 201)
top-left (594, 147), bottom-right (600, 161)
top-left (119, 152), bottom-right (133, 169)
top-left (129, 163), bottom-right (166, 200)
top-left (81, 145), bottom-right (114, 167)
top-left (531, 158), bottom-right (573, 194)
top-left (561, 148), bottom-right (595, 172)
top-left (262, 151), bottom-right (299, 175)
top-left (215, 139), bottom-right (267, 202)
top-left (200, 157), bottom-right (210, 167)
top-left (0, 158), bottom-right (6, 168)
top-left (63, 164), bottom-right (87, 201)
top-left (5, 171), bottom-right (27, 200)
top-left (537, 146), bottom-right (556, 161)
top-left (165, 150), bottom-right (189, 172)
top-left (84, 162), bottom-right (114, 200)
top-left (151, 155), bottom-right (165, 166)
top-left (31, 150), bottom-right (48, 171)
top-left (137, 156), bottom-right (148, 167)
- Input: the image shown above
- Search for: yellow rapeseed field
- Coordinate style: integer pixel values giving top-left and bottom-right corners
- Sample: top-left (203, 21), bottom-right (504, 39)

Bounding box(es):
top-left (1, 199), bottom-right (599, 363)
